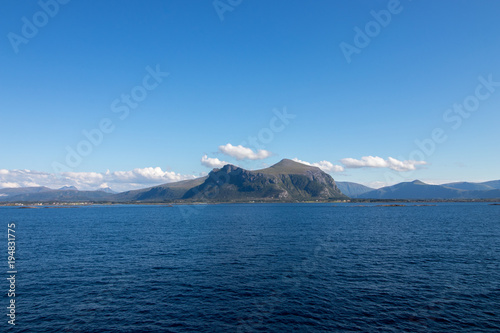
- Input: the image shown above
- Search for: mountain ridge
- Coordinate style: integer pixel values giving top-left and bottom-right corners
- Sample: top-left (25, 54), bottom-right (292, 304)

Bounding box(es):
top-left (0, 161), bottom-right (499, 202)
top-left (358, 180), bottom-right (500, 199)
top-left (0, 159), bottom-right (347, 203)
top-left (336, 181), bottom-right (374, 197)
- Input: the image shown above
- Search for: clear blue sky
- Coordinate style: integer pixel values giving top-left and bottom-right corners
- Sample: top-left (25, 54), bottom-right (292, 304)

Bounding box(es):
top-left (1, 0), bottom-right (499, 190)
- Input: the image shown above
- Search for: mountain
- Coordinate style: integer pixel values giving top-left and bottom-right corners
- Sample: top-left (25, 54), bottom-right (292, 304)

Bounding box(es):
top-left (98, 187), bottom-right (117, 194)
top-left (336, 181), bottom-right (374, 197)
top-left (480, 180), bottom-right (500, 189)
top-left (442, 181), bottom-right (495, 191)
top-left (1, 166), bottom-right (497, 203)
top-left (0, 189), bottom-right (114, 202)
top-left (470, 189), bottom-right (500, 198)
top-left (0, 186), bottom-right (52, 199)
top-left (358, 180), bottom-right (500, 200)
top-left (359, 180), bottom-right (467, 199)
top-left (59, 186), bottom-right (78, 191)
top-left (257, 159), bottom-right (322, 175)
top-left (113, 177), bottom-right (208, 202)
top-left (113, 159), bottom-right (346, 203)
top-left (182, 159), bottom-right (347, 202)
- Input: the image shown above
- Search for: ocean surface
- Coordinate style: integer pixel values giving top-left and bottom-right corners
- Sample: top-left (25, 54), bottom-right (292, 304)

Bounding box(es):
top-left (2, 203), bottom-right (499, 332)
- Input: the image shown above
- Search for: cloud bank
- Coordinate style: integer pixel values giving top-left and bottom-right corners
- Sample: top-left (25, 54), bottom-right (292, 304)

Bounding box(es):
top-left (340, 156), bottom-right (427, 172)
top-left (218, 143), bottom-right (272, 160)
top-left (0, 168), bottom-right (197, 192)
top-left (292, 158), bottom-right (345, 173)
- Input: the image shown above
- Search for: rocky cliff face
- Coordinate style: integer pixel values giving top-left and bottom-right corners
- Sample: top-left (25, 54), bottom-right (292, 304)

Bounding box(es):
top-left (183, 160), bottom-right (347, 202)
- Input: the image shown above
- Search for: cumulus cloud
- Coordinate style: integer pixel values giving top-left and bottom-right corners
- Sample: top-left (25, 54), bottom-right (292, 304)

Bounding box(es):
top-left (0, 168), bottom-right (197, 192)
top-left (218, 143), bottom-right (272, 160)
top-left (200, 155), bottom-right (229, 168)
top-left (340, 156), bottom-right (427, 172)
top-left (292, 158), bottom-right (345, 173)
top-left (103, 167), bottom-right (191, 184)
top-left (365, 181), bottom-right (390, 189)
top-left (0, 182), bottom-right (21, 188)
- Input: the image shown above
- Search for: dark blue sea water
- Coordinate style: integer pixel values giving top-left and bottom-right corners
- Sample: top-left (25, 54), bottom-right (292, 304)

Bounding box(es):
top-left (1, 203), bottom-right (499, 332)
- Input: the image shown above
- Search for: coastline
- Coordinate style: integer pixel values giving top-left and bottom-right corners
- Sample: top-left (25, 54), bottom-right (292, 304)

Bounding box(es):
top-left (2, 198), bottom-right (500, 207)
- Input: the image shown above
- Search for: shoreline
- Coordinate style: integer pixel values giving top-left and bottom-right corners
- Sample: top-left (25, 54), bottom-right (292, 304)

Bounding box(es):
top-left (1, 198), bottom-right (500, 207)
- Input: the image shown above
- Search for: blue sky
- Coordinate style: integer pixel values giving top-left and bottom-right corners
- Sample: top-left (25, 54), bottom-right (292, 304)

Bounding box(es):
top-left (1, 0), bottom-right (499, 191)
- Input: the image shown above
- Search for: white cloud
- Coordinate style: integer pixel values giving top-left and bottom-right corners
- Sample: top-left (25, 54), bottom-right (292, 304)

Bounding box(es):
top-left (218, 143), bottom-right (272, 160)
top-left (365, 181), bottom-right (390, 189)
top-left (0, 168), bottom-right (197, 192)
top-left (292, 158), bottom-right (344, 173)
top-left (200, 155), bottom-right (229, 168)
top-left (0, 182), bottom-right (20, 188)
top-left (340, 156), bottom-right (427, 172)
top-left (105, 167), bottom-right (189, 184)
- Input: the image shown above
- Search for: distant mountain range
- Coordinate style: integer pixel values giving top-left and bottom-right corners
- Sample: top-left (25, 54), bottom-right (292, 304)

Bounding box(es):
top-left (113, 177), bottom-right (208, 202)
top-left (0, 185), bottom-right (118, 202)
top-left (0, 186), bottom-right (116, 202)
top-left (357, 180), bottom-right (500, 200)
top-left (440, 180), bottom-right (500, 191)
top-left (335, 181), bottom-right (374, 197)
top-left (59, 186), bottom-right (79, 191)
top-left (0, 160), bottom-right (499, 203)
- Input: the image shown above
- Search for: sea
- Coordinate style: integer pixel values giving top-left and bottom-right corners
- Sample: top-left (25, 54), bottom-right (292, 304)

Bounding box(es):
top-left (1, 202), bottom-right (499, 332)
